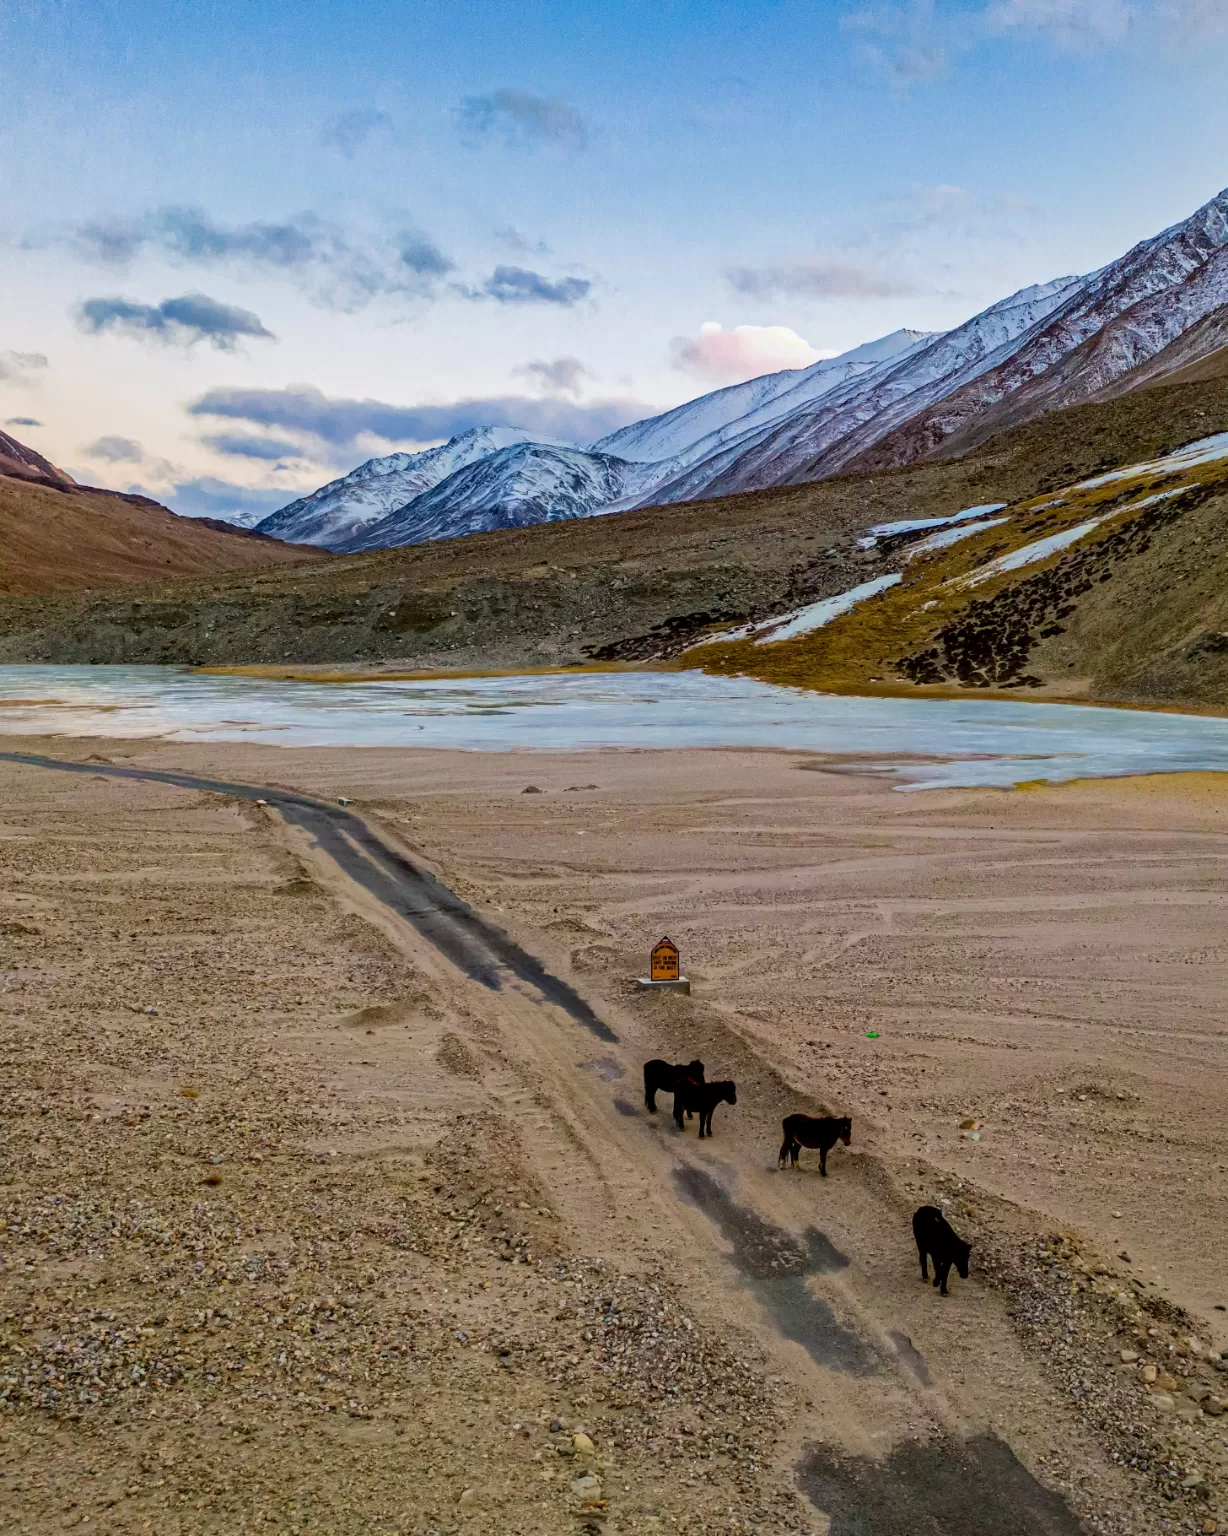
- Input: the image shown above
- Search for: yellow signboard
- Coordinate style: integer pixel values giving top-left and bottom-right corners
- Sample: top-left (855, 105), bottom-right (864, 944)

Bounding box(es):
top-left (650, 937), bottom-right (680, 982)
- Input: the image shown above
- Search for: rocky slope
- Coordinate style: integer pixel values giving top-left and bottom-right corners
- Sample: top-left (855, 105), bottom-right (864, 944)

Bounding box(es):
top-left (840, 189), bottom-right (1228, 476)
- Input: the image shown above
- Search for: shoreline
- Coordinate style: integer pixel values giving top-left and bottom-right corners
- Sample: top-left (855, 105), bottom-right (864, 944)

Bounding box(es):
top-left (196, 657), bottom-right (1228, 720)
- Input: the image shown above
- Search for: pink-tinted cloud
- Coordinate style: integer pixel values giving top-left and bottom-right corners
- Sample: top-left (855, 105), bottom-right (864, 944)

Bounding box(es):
top-left (670, 322), bottom-right (834, 383)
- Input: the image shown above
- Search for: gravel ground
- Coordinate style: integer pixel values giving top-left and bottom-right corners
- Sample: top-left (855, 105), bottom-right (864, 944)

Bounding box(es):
top-left (0, 761), bottom-right (817, 1534)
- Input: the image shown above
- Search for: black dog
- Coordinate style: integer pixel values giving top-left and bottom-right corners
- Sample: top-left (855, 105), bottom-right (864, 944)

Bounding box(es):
top-left (913, 1205), bottom-right (971, 1296)
top-left (643, 1058), bottom-right (705, 1114)
top-left (778, 1114), bottom-right (851, 1175)
top-left (672, 1078), bottom-right (736, 1138)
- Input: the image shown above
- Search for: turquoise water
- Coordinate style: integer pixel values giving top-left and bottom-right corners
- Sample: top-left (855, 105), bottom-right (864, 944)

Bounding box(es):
top-left (2, 664), bottom-right (1227, 791)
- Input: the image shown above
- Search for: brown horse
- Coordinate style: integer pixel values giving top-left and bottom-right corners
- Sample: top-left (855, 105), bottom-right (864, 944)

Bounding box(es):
top-left (673, 1078), bottom-right (736, 1138)
top-left (643, 1058), bottom-right (705, 1114)
top-left (778, 1114), bottom-right (851, 1174)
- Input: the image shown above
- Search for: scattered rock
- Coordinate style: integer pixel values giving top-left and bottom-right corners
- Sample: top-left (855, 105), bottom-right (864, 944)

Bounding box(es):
top-left (1120, 1350), bottom-right (1139, 1364)
top-left (572, 1432), bottom-right (596, 1456)
top-left (522, 785), bottom-right (543, 794)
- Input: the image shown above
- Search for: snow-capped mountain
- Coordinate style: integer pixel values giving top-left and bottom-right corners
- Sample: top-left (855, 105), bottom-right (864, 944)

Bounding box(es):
top-left (337, 442), bottom-right (641, 552)
top-left (260, 185), bottom-right (1228, 554)
top-left (255, 426), bottom-right (552, 547)
top-left (593, 329), bottom-right (932, 469)
top-left (844, 187), bottom-right (1228, 471)
top-left (644, 279), bottom-right (1082, 505)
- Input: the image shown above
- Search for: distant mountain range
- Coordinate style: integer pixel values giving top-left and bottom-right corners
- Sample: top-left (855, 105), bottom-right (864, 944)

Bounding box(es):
top-left (254, 184), bottom-right (1228, 553)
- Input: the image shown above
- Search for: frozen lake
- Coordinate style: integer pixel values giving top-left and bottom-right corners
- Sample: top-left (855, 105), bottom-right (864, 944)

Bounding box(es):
top-left (2, 664), bottom-right (1228, 791)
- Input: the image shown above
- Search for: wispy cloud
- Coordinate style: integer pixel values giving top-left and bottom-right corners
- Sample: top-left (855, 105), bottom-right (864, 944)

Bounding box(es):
top-left (983, 0), bottom-right (1131, 45)
top-left (5, 416), bottom-right (43, 427)
top-left (478, 265), bottom-right (591, 306)
top-left (201, 431), bottom-right (310, 462)
top-left (84, 435), bottom-right (146, 463)
top-left (728, 258), bottom-right (925, 300)
top-left (188, 384), bottom-right (652, 455)
top-left (320, 108), bottom-right (392, 158)
top-left (496, 226), bottom-right (551, 256)
top-left (0, 350), bottom-right (49, 383)
top-left (76, 292), bottom-right (275, 350)
top-left (671, 322), bottom-right (832, 383)
top-left (163, 477), bottom-right (299, 524)
top-left (513, 357), bottom-right (593, 396)
top-left (458, 89), bottom-right (590, 149)
top-left (47, 206), bottom-right (454, 310)
top-left (841, 1), bottom-right (951, 82)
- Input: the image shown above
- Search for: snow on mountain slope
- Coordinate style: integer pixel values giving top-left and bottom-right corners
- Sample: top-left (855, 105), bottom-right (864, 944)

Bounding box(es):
top-left (256, 426), bottom-right (554, 548)
top-left (657, 277), bottom-right (1081, 505)
top-left (253, 184), bottom-right (1228, 553)
top-left (593, 329), bottom-right (931, 468)
top-left (809, 186), bottom-right (1228, 479)
top-left (337, 443), bottom-right (639, 551)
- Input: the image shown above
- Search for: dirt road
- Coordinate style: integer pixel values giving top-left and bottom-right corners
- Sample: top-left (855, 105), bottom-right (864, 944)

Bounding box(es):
top-left (3, 742), bottom-right (1225, 1534)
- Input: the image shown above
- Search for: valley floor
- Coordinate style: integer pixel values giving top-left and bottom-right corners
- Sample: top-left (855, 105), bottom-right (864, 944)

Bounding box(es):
top-left (2, 740), bottom-right (1227, 1534)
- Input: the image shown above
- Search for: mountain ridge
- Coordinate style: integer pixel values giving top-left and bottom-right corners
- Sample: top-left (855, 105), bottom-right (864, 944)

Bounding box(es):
top-left (253, 184), bottom-right (1228, 554)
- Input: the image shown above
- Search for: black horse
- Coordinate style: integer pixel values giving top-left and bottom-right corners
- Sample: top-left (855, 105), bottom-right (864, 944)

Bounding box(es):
top-left (778, 1114), bottom-right (852, 1175)
top-left (913, 1205), bottom-right (971, 1296)
top-left (672, 1077), bottom-right (736, 1138)
top-left (643, 1058), bottom-right (705, 1114)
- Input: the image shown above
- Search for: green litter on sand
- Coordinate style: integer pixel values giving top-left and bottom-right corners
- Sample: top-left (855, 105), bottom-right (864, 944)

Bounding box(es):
top-left (865, 1030), bottom-right (880, 1039)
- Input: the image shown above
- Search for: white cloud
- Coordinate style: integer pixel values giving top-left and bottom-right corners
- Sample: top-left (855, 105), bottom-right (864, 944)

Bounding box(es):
top-left (0, 350), bottom-right (49, 384)
top-left (841, 1), bottom-right (951, 82)
top-left (1157, 0), bottom-right (1228, 41)
top-left (670, 323), bottom-right (835, 384)
top-left (983, 0), bottom-right (1131, 45)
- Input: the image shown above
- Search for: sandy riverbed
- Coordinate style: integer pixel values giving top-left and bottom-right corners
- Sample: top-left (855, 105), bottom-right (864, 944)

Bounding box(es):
top-left (3, 738), bottom-right (1227, 1534)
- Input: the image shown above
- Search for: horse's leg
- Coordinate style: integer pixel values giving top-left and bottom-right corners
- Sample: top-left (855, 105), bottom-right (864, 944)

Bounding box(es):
top-left (819, 1143), bottom-right (828, 1177)
top-left (645, 1076), bottom-right (657, 1112)
top-left (935, 1259), bottom-right (950, 1294)
top-left (918, 1242), bottom-right (929, 1281)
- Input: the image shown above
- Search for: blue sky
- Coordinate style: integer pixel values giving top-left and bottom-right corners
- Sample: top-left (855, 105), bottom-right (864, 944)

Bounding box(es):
top-left (2, 0), bottom-right (1226, 518)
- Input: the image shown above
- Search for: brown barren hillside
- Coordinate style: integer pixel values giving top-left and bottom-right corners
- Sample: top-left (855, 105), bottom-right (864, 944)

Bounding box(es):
top-left (0, 473), bottom-right (324, 595)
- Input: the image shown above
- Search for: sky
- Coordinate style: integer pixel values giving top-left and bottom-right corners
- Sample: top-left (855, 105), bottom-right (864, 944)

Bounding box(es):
top-left (2, 0), bottom-right (1227, 521)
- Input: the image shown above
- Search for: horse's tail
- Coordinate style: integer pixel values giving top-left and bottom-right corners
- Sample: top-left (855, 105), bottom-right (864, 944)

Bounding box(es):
top-left (778, 1119), bottom-right (795, 1167)
top-left (644, 1061), bottom-right (656, 1112)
